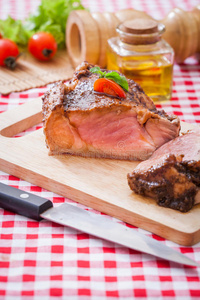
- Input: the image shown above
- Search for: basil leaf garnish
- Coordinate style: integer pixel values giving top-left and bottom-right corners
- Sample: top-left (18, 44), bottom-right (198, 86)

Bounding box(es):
top-left (90, 66), bottom-right (128, 91)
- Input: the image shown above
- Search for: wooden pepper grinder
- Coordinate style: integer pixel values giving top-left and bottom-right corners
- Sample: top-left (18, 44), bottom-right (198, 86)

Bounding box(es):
top-left (162, 5), bottom-right (200, 63)
top-left (66, 6), bottom-right (200, 68)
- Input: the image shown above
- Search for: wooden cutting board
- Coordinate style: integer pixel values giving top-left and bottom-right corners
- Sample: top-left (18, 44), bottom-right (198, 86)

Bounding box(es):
top-left (0, 98), bottom-right (200, 246)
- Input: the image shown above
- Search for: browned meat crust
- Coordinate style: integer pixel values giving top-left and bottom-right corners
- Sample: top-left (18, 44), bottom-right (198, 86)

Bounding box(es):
top-left (128, 128), bottom-right (200, 212)
top-left (43, 61), bottom-right (177, 118)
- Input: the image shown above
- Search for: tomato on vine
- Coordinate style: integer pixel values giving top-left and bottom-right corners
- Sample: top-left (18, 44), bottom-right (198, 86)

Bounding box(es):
top-left (0, 38), bottom-right (20, 69)
top-left (28, 32), bottom-right (57, 61)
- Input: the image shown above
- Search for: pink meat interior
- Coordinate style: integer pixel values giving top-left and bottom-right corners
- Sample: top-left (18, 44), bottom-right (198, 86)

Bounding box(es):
top-left (68, 107), bottom-right (156, 159)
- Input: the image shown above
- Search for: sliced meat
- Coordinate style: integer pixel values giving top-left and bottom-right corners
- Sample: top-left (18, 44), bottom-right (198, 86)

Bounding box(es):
top-left (42, 61), bottom-right (180, 160)
top-left (127, 127), bottom-right (200, 212)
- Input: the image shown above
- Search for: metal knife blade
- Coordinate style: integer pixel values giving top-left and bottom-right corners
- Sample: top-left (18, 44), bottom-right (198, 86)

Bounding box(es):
top-left (0, 182), bottom-right (199, 267)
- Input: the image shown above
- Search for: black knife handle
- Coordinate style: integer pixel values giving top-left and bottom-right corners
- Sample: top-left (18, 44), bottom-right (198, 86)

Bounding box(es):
top-left (0, 182), bottom-right (53, 221)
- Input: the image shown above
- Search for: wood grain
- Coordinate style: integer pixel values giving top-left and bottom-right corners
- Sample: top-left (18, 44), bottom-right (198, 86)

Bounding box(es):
top-left (0, 98), bottom-right (200, 246)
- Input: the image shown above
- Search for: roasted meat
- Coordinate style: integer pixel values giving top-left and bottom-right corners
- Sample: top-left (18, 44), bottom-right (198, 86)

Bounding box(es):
top-left (42, 62), bottom-right (180, 160)
top-left (128, 127), bottom-right (200, 212)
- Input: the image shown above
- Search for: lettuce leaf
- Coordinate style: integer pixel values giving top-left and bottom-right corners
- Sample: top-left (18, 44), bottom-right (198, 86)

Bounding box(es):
top-left (0, 16), bottom-right (30, 46)
top-left (0, 0), bottom-right (85, 48)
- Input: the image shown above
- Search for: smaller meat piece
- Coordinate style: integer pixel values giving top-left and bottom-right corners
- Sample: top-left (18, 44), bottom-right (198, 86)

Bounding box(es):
top-left (127, 127), bottom-right (200, 212)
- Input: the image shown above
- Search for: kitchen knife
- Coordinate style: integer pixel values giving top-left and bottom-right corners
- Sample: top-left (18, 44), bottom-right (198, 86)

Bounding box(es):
top-left (0, 182), bottom-right (199, 267)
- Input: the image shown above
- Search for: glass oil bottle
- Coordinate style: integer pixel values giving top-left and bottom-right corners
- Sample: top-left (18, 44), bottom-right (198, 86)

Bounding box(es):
top-left (107, 18), bottom-right (174, 101)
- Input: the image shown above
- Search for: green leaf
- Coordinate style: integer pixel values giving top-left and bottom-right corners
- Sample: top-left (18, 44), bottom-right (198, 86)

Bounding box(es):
top-left (90, 66), bottom-right (106, 78)
top-left (105, 72), bottom-right (129, 91)
top-left (90, 67), bottom-right (129, 91)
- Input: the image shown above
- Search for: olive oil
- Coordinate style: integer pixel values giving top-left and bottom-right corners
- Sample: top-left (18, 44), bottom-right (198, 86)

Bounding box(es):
top-left (107, 50), bottom-right (173, 101)
top-left (107, 19), bottom-right (174, 101)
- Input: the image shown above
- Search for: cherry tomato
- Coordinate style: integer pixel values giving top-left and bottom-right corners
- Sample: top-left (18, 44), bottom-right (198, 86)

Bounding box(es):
top-left (0, 38), bottom-right (19, 69)
top-left (94, 78), bottom-right (126, 98)
top-left (28, 32), bottom-right (57, 61)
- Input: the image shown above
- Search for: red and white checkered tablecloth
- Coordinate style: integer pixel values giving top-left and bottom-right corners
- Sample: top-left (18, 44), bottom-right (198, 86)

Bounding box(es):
top-left (0, 0), bottom-right (200, 299)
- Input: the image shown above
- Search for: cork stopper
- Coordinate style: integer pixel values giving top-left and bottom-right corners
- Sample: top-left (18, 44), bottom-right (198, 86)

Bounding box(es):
top-left (122, 19), bottom-right (158, 34)
top-left (117, 18), bottom-right (165, 45)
